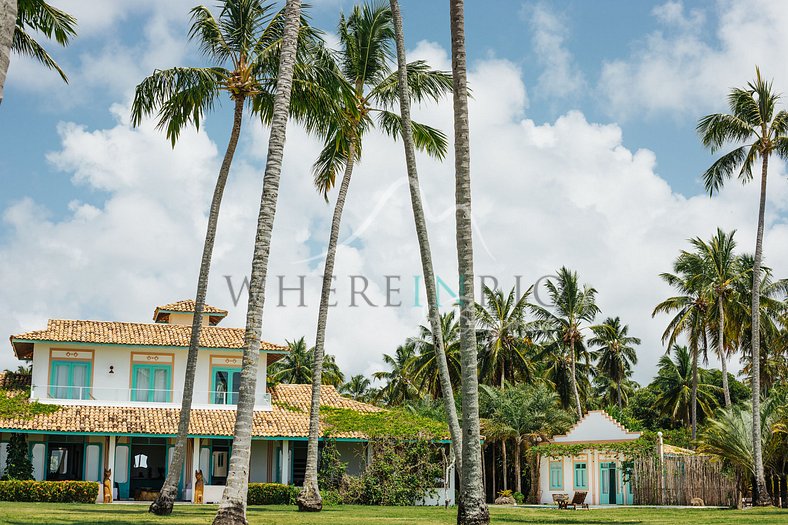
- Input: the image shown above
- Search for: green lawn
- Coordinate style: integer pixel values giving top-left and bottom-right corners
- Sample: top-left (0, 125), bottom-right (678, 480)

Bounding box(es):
top-left (0, 503), bottom-right (786, 525)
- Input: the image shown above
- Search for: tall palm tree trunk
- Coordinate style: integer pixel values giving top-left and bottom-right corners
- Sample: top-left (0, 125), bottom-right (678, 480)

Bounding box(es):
top-left (691, 345), bottom-right (698, 440)
top-left (751, 153), bottom-right (771, 506)
top-left (569, 340), bottom-right (582, 419)
top-left (450, 1), bottom-right (488, 523)
top-left (297, 140), bottom-right (357, 512)
top-left (718, 298), bottom-right (731, 407)
top-left (0, 0), bottom-right (16, 105)
top-left (617, 383), bottom-right (623, 412)
top-left (213, 2), bottom-right (301, 523)
top-left (388, 0), bottom-right (463, 480)
top-left (151, 97), bottom-right (245, 516)
top-left (514, 437), bottom-right (522, 495)
top-left (501, 439), bottom-right (507, 492)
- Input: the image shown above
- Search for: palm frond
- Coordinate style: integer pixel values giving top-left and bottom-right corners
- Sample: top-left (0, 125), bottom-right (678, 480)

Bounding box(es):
top-left (11, 28), bottom-right (67, 82)
top-left (131, 67), bottom-right (226, 146)
top-left (189, 5), bottom-right (233, 63)
top-left (369, 61), bottom-right (453, 108)
top-left (696, 113), bottom-right (754, 152)
top-left (17, 0), bottom-right (76, 46)
top-left (377, 110), bottom-right (448, 159)
top-left (701, 145), bottom-right (750, 196)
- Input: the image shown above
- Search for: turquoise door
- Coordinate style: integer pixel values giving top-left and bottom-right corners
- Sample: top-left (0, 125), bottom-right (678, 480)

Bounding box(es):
top-left (599, 462), bottom-right (618, 504)
top-left (114, 444), bottom-right (130, 499)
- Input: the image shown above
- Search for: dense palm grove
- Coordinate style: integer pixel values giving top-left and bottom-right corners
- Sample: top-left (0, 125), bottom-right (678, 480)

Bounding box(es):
top-left (271, 234), bottom-right (788, 504)
top-left (3, 0), bottom-right (788, 522)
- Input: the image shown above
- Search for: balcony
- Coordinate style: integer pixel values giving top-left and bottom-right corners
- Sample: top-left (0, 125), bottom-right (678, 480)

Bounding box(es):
top-left (30, 384), bottom-right (272, 411)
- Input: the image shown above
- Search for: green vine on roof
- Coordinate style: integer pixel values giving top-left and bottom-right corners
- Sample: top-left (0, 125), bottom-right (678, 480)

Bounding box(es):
top-left (0, 392), bottom-right (59, 420)
top-left (531, 438), bottom-right (655, 459)
top-left (273, 401), bottom-right (303, 413)
top-left (320, 407), bottom-right (448, 440)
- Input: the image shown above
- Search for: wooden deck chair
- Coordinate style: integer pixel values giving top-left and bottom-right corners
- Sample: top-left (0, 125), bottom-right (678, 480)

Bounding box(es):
top-left (567, 490), bottom-right (588, 509)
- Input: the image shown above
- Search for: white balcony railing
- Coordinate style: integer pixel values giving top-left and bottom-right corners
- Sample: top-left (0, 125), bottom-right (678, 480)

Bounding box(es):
top-left (30, 384), bottom-right (271, 410)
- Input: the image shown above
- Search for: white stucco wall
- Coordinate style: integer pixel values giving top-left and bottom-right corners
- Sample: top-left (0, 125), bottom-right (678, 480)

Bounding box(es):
top-left (30, 342), bottom-right (268, 407)
top-left (553, 411), bottom-right (640, 443)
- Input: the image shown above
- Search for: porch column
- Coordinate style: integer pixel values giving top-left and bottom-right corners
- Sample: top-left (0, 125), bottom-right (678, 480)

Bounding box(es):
top-left (192, 437), bottom-right (200, 502)
top-left (107, 435), bottom-right (116, 501)
top-left (280, 440), bottom-right (290, 485)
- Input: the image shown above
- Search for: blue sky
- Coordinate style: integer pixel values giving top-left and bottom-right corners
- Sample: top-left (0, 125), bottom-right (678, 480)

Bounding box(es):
top-left (1, 0), bottom-right (788, 382)
top-left (3, 0), bottom-right (719, 218)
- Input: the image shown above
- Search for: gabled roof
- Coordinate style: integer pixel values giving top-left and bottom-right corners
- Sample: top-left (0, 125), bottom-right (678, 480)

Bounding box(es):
top-left (153, 300), bottom-right (228, 325)
top-left (550, 410), bottom-right (640, 444)
top-left (10, 319), bottom-right (287, 360)
top-left (0, 384), bottom-right (380, 439)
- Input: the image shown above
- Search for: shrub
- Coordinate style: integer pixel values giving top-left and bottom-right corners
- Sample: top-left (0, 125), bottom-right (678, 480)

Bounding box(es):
top-left (513, 491), bottom-right (525, 504)
top-left (320, 489), bottom-right (343, 506)
top-left (318, 438), bottom-right (347, 491)
top-left (4, 434), bottom-right (33, 480)
top-left (247, 483), bottom-right (299, 505)
top-left (340, 439), bottom-right (444, 506)
top-left (0, 480), bottom-right (99, 503)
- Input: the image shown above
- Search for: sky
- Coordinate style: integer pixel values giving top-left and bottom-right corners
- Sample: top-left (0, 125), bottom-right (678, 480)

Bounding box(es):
top-left (2, 0), bottom-right (788, 386)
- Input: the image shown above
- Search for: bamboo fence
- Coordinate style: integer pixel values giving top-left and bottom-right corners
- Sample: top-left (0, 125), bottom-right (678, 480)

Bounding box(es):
top-left (632, 454), bottom-right (736, 506)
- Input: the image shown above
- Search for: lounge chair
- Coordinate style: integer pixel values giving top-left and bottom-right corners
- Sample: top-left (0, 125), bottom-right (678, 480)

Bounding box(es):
top-left (566, 490), bottom-right (588, 510)
top-left (552, 493), bottom-right (569, 509)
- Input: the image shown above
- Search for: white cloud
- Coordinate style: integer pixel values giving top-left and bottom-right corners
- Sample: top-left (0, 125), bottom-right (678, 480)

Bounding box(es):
top-left (2, 40), bottom-right (788, 388)
top-left (522, 2), bottom-right (585, 100)
top-left (598, 0), bottom-right (788, 120)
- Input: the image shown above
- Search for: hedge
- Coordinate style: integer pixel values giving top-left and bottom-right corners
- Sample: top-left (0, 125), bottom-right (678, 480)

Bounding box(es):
top-left (247, 483), bottom-right (299, 505)
top-left (0, 480), bottom-right (99, 503)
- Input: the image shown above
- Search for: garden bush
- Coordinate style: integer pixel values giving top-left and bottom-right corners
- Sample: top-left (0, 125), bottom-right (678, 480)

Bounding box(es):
top-left (339, 439), bottom-right (444, 506)
top-left (247, 483), bottom-right (299, 505)
top-left (0, 480), bottom-right (98, 503)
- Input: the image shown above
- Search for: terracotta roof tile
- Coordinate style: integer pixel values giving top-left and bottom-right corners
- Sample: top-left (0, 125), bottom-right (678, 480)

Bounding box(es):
top-left (11, 319), bottom-right (286, 359)
top-left (154, 300), bottom-right (228, 316)
top-left (0, 385), bottom-right (381, 439)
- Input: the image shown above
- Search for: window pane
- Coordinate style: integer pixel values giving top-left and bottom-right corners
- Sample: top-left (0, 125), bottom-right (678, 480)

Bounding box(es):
top-left (134, 367), bottom-right (150, 401)
top-left (215, 371), bottom-right (229, 404)
top-left (72, 364), bottom-right (88, 399)
top-left (230, 371), bottom-right (241, 405)
top-left (153, 368), bottom-right (168, 402)
top-left (53, 364), bottom-right (70, 399)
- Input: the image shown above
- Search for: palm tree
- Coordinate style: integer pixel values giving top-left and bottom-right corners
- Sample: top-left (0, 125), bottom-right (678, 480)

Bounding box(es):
top-left (476, 286), bottom-right (535, 387)
top-left (1, 0), bottom-right (76, 104)
top-left (697, 68), bottom-right (788, 505)
top-left (481, 383), bottom-right (573, 497)
top-left (406, 311), bottom-right (462, 398)
top-left (132, 1), bottom-right (329, 514)
top-left (340, 374), bottom-right (371, 401)
top-left (298, 2), bottom-right (451, 512)
top-left (653, 250), bottom-right (710, 439)
top-left (592, 374), bottom-right (637, 410)
top-left (589, 317), bottom-right (639, 411)
top-left (538, 338), bottom-right (593, 411)
top-left (730, 255), bottom-right (788, 396)
top-left (212, 1), bottom-right (301, 523)
top-left (533, 267), bottom-right (599, 418)
top-left (388, 0), bottom-right (463, 482)
top-left (688, 229), bottom-right (741, 407)
top-left (698, 394), bottom-right (788, 504)
top-left (449, 0), bottom-right (488, 522)
top-left (652, 345), bottom-right (720, 429)
top-left (269, 337), bottom-right (344, 386)
top-left (372, 343), bottom-right (418, 405)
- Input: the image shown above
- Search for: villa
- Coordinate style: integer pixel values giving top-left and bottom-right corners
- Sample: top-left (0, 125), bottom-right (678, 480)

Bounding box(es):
top-left (0, 300), bottom-right (378, 503)
top-left (537, 410), bottom-right (639, 506)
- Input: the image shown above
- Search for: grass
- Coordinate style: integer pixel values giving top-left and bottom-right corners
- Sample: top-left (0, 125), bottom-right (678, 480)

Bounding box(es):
top-left (0, 503), bottom-right (786, 525)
